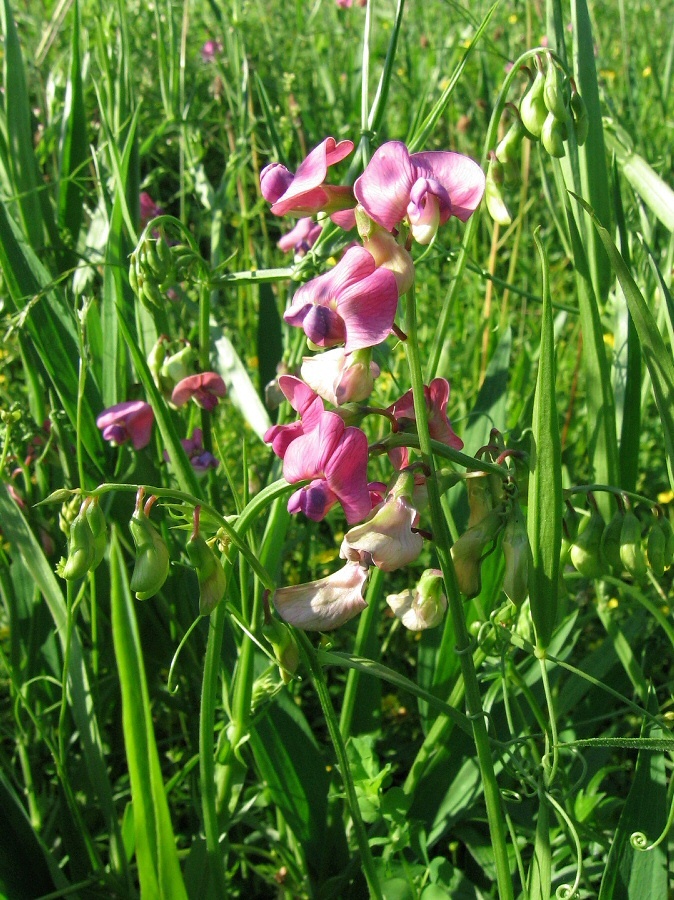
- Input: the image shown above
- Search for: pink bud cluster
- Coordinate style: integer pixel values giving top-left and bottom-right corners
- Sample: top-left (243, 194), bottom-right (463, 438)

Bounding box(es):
top-left (261, 136), bottom-right (485, 631)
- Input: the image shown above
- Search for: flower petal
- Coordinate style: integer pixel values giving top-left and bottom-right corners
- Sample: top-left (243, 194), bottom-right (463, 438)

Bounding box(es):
top-left (353, 141), bottom-right (417, 230)
top-left (324, 426), bottom-right (372, 523)
top-left (410, 151), bottom-right (485, 222)
top-left (273, 561), bottom-right (369, 631)
top-left (283, 411), bottom-right (346, 482)
top-left (336, 267), bottom-right (399, 351)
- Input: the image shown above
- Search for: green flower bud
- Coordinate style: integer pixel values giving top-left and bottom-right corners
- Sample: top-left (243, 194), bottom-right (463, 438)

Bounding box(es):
top-left (451, 508), bottom-right (504, 598)
top-left (659, 514), bottom-right (674, 566)
top-left (129, 491), bottom-right (170, 600)
top-left (466, 471), bottom-right (495, 529)
top-left (541, 112), bottom-right (566, 158)
top-left (495, 119), bottom-right (525, 174)
top-left (485, 158), bottom-right (512, 226)
top-left (570, 87), bottom-right (589, 145)
top-left (501, 505), bottom-right (531, 607)
top-left (84, 497), bottom-right (107, 570)
top-left (262, 613), bottom-right (300, 683)
top-left (58, 505), bottom-right (95, 581)
top-left (186, 531), bottom-right (227, 616)
top-left (646, 521), bottom-right (666, 578)
top-left (569, 508), bottom-right (605, 578)
top-left (543, 62), bottom-right (569, 120)
top-left (600, 510), bottom-right (624, 573)
top-left (520, 67), bottom-right (548, 139)
top-left (619, 510), bottom-right (647, 580)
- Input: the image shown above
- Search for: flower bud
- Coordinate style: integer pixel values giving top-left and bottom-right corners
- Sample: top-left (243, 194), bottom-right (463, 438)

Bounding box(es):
top-left (600, 510), bottom-right (624, 574)
top-left (451, 508), bottom-right (504, 598)
top-left (58, 504), bottom-right (96, 581)
top-left (485, 158), bottom-right (512, 227)
top-left (570, 87), bottom-right (589, 145)
top-left (129, 490), bottom-right (170, 600)
top-left (84, 497), bottom-right (107, 570)
top-left (541, 112), bottom-right (566, 158)
top-left (501, 505), bottom-right (531, 607)
top-left (386, 568), bottom-right (447, 631)
top-left (466, 471), bottom-right (495, 529)
top-left (361, 222), bottom-right (415, 294)
top-left (262, 612), bottom-right (300, 683)
top-left (659, 514), bottom-right (674, 567)
top-left (543, 62), bottom-right (569, 120)
top-left (569, 508), bottom-right (605, 578)
top-left (646, 521), bottom-right (666, 578)
top-left (520, 66), bottom-right (548, 139)
top-left (495, 119), bottom-right (524, 183)
top-left (619, 510), bottom-right (647, 580)
top-left (186, 525), bottom-right (227, 616)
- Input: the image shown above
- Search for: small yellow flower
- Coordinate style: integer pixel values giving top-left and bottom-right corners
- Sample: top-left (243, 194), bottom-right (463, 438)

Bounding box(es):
top-left (643, 66), bottom-right (652, 77)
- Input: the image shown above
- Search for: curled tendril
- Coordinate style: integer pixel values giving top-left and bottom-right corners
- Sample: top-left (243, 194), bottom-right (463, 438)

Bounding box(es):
top-left (546, 792), bottom-right (583, 900)
top-left (630, 831), bottom-right (650, 850)
top-left (556, 885), bottom-right (579, 899)
top-left (500, 788), bottom-right (523, 803)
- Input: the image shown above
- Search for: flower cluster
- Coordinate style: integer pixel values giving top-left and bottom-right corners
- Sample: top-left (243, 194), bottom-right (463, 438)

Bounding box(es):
top-left (261, 136), bottom-right (485, 631)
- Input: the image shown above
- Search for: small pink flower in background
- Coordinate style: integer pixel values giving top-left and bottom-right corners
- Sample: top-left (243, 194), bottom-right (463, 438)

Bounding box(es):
top-left (277, 217), bottom-right (323, 255)
top-left (354, 141), bottom-right (485, 244)
top-left (201, 39), bottom-right (223, 62)
top-left (139, 192), bottom-right (163, 229)
top-left (387, 377), bottom-right (463, 469)
top-left (264, 375), bottom-right (325, 458)
top-left (283, 411), bottom-right (371, 523)
top-left (261, 137), bottom-right (356, 218)
top-left (97, 400), bottom-right (154, 450)
top-left (301, 347), bottom-right (380, 406)
top-left (284, 245), bottom-right (399, 352)
top-left (172, 373), bottom-right (227, 411)
top-left (272, 560), bottom-right (369, 631)
top-left (387, 568), bottom-right (447, 631)
top-left (180, 429), bottom-right (219, 475)
top-left (340, 471), bottom-right (424, 571)
top-left (336, 0), bottom-right (367, 7)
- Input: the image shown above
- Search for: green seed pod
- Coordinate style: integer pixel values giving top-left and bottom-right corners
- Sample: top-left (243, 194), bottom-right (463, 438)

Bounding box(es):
top-left (647, 521), bottom-right (666, 578)
top-left (129, 257), bottom-right (140, 294)
top-left (186, 532), bottom-right (227, 616)
top-left (543, 62), bottom-right (569, 120)
top-left (485, 158), bottom-right (512, 226)
top-left (129, 495), bottom-right (170, 600)
top-left (569, 509), bottom-right (606, 578)
top-left (143, 238), bottom-right (170, 283)
top-left (502, 505), bottom-right (531, 607)
top-left (59, 506), bottom-right (96, 580)
top-left (541, 112), bottom-right (566, 158)
top-left (85, 498), bottom-right (107, 570)
top-left (619, 510), bottom-right (647, 580)
top-left (451, 508), bottom-right (504, 598)
top-left (570, 88), bottom-right (589, 145)
top-left (520, 67), bottom-right (548, 139)
top-left (600, 511), bottom-right (624, 574)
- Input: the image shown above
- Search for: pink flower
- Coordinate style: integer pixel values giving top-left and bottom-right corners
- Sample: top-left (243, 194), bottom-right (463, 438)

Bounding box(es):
top-left (387, 377), bottom-right (463, 469)
top-left (264, 375), bottom-right (325, 458)
top-left (171, 373), bottom-right (227, 411)
top-left (284, 245), bottom-right (399, 352)
top-left (139, 192), bottom-right (163, 229)
top-left (201, 39), bottom-right (223, 62)
top-left (340, 472), bottom-right (423, 571)
top-left (277, 217), bottom-right (323, 255)
top-left (283, 411), bottom-right (371, 524)
top-left (301, 347), bottom-right (379, 406)
top-left (273, 561), bottom-right (369, 631)
top-left (336, 0), bottom-right (366, 7)
top-left (96, 400), bottom-right (154, 450)
top-left (261, 137), bottom-right (356, 218)
top-left (165, 429), bottom-right (219, 475)
top-left (354, 141), bottom-right (485, 244)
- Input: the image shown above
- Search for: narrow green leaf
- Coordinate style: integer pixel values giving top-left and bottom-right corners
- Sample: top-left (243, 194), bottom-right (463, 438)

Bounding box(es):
top-left (605, 129), bottom-right (674, 232)
top-left (109, 529), bottom-right (188, 900)
top-left (527, 232), bottom-right (562, 650)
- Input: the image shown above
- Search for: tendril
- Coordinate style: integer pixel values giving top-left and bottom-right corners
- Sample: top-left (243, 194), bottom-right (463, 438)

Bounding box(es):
top-left (546, 792), bottom-right (583, 900)
top-left (630, 766), bottom-right (674, 851)
top-left (167, 616), bottom-right (204, 694)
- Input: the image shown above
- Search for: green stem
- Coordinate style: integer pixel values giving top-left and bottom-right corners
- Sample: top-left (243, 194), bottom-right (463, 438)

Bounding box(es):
top-left (297, 632), bottom-right (383, 900)
top-left (404, 283), bottom-right (514, 900)
top-left (538, 655), bottom-right (559, 787)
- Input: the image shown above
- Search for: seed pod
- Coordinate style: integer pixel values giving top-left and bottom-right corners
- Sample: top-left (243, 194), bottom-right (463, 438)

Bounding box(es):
top-left (600, 510), bottom-right (624, 574)
top-left (619, 510), bottom-right (647, 580)
top-left (501, 505), bottom-right (531, 607)
top-left (570, 88), bottom-right (589, 145)
top-left (451, 508), bottom-right (504, 598)
top-left (129, 491), bottom-right (170, 600)
top-left (84, 497), bottom-right (107, 570)
top-left (541, 112), bottom-right (566, 158)
top-left (647, 521), bottom-right (666, 578)
top-left (485, 158), bottom-right (512, 226)
top-left (186, 530), bottom-right (227, 615)
top-left (59, 505), bottom-right (96, 580)
top-left (543, 62), bottom-right (569, 120)
top-left (129, 257), bottom-right (140, 294)
top-left (569, 508), bottom-right (606, 578)
top-left (520, 66), bottom-right (548, 139)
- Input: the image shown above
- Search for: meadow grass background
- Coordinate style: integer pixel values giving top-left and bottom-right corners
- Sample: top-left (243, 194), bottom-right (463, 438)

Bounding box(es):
top-left (1, 0), bottom-right (674, 897)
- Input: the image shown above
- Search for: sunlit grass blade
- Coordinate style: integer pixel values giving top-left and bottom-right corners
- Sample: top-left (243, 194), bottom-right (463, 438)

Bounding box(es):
top-left (109, 528), bottom-right (189, 900)
top-left (57, 0), bottom-right (89, 251)
top-left (527, 232), bottom-right (562, 650)
top-left (605, 127), bottom-right (674, 232)
top-left (213, 332), bottom-right (271, 441)
top-left (0, 487), bottom-right (128, 879)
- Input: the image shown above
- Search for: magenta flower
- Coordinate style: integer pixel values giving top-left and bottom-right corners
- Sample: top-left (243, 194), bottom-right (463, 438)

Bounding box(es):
top-left (172, 373), bottom-right (227, 411)
top-left (97, 400), bottom-right (154, 450)
top-left (139, 192), bottom-right (163, 229)
top-left (264, 375), bottom-right (325, 458)
top-left (283, 411), bottom-right (371, 524)
top-left (277, 217), bottom-right (323, 255)
top-left (301, 347), bottom-right (379, 406)
top-left (273, 561), bottom-right (369, 631)
top-left (354, 141), bottom-right (485, 244)
top-left (260, 137), bottom-right (356, 219)
top-left (340, 472), bottom-right (423, 571)
top-left (336, 0), bottom-right (366, 7)
top-left (284, 246), bottom-right (399, 352)
top-left (201, 39), bottom-right (223, 62)
top-left (387, 377), bottom-right (463, 469)
top-left (179, 429), bottom-right (219, 475)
